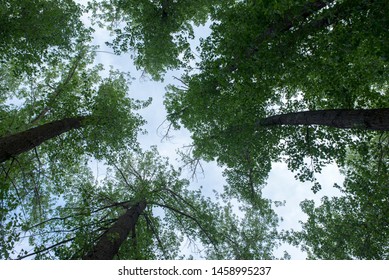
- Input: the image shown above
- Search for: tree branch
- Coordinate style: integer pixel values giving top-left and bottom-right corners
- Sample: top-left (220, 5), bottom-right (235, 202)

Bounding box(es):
top-left (30, 50), bottom-right (86, 125)
top-left (17, 237), bottom-right (76, 260)
top-left (143, 213), bottom-right (169, 258)
top-left (153, 202), bottom-right (218, 249)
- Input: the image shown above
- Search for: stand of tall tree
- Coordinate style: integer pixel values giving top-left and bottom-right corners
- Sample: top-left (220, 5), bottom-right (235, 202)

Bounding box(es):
top-left (164, 0), bottom-right (389, 191)
top-left (13, 148), bottom-right (282, 260)
top-left (0, 0), bottom-right (388, 260)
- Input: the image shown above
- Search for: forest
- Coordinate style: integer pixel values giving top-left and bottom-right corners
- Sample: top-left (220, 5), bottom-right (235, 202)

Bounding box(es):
top-left (0, 0), bottom-right (388, 260)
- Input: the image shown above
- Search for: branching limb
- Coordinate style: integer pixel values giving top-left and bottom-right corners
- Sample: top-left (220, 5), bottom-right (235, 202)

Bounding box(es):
top-left (26, 200), bottom-right (132, 231)
top-left (30, 50), bottom-right (86, 125)
top-left (112, 162), bottom-right (137, 192)
top-left (143, 213), bottom-right (169, 259)
top-left (153, 201), bottom-right (218, 250)
top-left (16, 237), bottom-right (76, 260)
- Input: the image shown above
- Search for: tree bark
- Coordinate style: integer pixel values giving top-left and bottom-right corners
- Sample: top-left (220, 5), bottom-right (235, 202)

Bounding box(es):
top-left (83, 200), bottom-right (147, 260)
top-left (258, 108), bottom-right (389, 131)
top-left (0, 116), bottom-right (87, 163)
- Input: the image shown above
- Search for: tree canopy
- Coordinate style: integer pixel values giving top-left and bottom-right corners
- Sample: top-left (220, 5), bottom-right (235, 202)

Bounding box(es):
top-left (164, 0), bottom-right (389, 191)
top-left (0, 0), bottom-right (90, 74)
top-left (10, 147), bottom-right (282, 260)
top-left (88, 0), bottom-right (224, 80)
top-left (287, 136), bottom-right (389, 259)
top-left (0, 0), bottom-right (388, 260)
top-left (0, 41), bottom-right (149, 258)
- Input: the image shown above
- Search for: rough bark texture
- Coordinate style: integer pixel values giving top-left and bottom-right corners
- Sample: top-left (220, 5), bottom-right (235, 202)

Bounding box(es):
top-left (0, 116), bottom-right (87, 163)
top-left (83, 200), bottom-right (147, 260)
top-left (258, 109), bottom-right (389, 131)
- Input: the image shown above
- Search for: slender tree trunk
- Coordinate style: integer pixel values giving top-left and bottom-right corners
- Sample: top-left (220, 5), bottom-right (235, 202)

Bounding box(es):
top-left (83, 200), bottom-right (147, 260)
top-left (0, 116), bottom-right (87, 163)
top-left (258, 108), bottom-right (389, 131)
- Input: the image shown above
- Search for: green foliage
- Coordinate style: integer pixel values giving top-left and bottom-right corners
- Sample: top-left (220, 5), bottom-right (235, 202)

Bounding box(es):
top-left (0, 211), bottom-right (22, 259)
top-left (164, 0), bottom-right (388, 191)
top-left (0, 44), bottom-right (149, 160)
top-left (2, 0), bottom-right (387, 261)
top-left (0, 0), bottom-right (91, 75)
top-left (11, 147), bottom-right (281, 259)
top-left (287, 136), bottom-right (389, 259)
top-left (206, 203), bottom-right (280, 260)
top-left (82, 69), bottom-right (151, 159)
top-left (0, 41), bottom-right (150, 257)
top-left (88, 0), bottom-right (230, 80)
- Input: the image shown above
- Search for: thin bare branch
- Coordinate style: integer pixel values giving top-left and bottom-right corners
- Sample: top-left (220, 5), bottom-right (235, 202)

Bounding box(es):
top-left (157, 118), bottom-right (175, 142)
top-left (112, 162), bottom-right (136, 192)
top-left (17, 237), bottom-right (76, 260)
top-left (178, 146), bottom-right (204, 180)
top-left (0, 157), bottom-right (15, 181)
top-left (159, 187), bottom-right (199, 214)
top-left (153, 201), bottom-right (218, 249)
top-left (173, 76), bottom-right (189, 88)
top-left (143, 213), bottom-right (169, 259)
top-left (26, 199), bottom-right (132, 230)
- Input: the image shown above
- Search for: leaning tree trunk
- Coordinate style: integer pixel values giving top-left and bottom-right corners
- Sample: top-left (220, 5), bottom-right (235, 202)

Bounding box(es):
top-left (83, 200), bottom-right (147, 260)
top-left (258, 108), bottom-right (389, 131)
top-left (0, 116), bottom-right (87, 163)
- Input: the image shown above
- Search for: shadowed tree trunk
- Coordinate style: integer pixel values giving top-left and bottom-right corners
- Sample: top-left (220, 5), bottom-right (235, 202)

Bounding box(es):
top-left (83, 200), bottom-right (147, 260)
top-left (258, 108), bottom-right (389, 131)
top-left (0, 116), bottom-right (87, 163)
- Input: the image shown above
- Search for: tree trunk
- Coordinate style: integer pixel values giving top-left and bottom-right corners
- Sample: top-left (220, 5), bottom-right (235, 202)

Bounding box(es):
top-left (258, 109), bottom-right (389, 131)
top-left (0, 116), bottom-right (87, 163)
top-left (83, 200), bottom-right (147, 260)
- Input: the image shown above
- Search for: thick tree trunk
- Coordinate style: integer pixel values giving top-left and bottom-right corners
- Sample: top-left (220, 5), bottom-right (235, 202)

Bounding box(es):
top-left (83, 200), bottom-right (147, 260)
top-left (258, 109), bottom-right (389, 131)
top-left (0, 116), bottom-right (87, 163)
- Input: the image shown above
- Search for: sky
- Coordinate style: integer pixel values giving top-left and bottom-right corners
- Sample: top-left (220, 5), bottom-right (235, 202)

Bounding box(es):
top-left (77, 0), bottom-right (345, 259)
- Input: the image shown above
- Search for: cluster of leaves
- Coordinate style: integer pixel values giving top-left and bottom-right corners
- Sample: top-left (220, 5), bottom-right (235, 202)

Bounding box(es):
top-left (286, 134), bottom-right (389, 259)
top-left (0, 0), bottom-right (91, 75)
top-left (0, 46), bottom-right (149, 187)
top-left (88, 0), bottom-right (232, 80)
